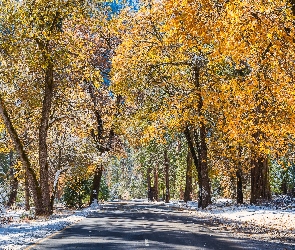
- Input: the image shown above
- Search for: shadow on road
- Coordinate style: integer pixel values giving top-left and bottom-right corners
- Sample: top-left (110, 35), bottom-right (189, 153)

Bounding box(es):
top-left (31, 202), bottom-right (294, 250)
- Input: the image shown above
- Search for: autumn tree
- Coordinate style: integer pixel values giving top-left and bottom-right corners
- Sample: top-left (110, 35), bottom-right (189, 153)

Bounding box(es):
top-left (111, 0), bottom-right (224, 207)
top-left (0, 0), bottom-right (105, 215)
top-left (77, 12), bottom-right (123, 204)
top-left (209, 0), bottom-right (295, 203)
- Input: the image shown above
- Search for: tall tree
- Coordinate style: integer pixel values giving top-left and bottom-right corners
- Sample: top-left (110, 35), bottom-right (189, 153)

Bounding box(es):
top-left (211, 0), bottom-right (295, 203)
top-left (111, 0), bottom-right (220, 208)
top-left (0, 0), bottom-right (105, 215)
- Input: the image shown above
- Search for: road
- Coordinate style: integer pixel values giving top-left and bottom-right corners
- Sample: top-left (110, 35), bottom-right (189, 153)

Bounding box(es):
top-left (26, 202), bottom-right (294, 250)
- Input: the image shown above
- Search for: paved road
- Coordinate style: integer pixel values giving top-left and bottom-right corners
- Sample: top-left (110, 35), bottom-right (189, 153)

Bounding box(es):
top-left (27, 202), bottom-right (294, 250)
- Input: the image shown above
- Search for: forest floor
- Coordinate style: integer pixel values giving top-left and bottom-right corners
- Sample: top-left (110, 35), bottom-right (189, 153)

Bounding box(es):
top-left (0, 197), bottom-right (294, 249)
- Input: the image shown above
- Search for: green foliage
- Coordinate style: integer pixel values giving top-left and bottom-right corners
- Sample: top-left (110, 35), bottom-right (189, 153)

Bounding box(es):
top-left (0, 153), bottom-right (10, 181)
top-left (98, 176), bottom-right (110, 201)
top-left (106, 147), bottom-right (147, 200)
top-left (270, 161), bottom-right (284, 195)
top-left (63, 176), bottom-right (92, 208)
top-left (270, 160), bottom-right (295, 196)
top-left (211, 177), bottom-right (223, 198)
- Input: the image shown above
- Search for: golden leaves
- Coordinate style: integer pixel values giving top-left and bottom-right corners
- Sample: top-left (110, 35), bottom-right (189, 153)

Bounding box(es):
top-left (110, 0), bottom-right (295, 176)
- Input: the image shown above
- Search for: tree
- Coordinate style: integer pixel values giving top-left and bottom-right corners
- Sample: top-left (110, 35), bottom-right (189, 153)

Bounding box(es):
top-left (184, 149), bottom-right (193, 202)
top-left (111, 0), bottom-right (220, 207)
top-left (210, 0), bottom-right (295, 203)
top-left (0, 0), bottom-right (105, 215)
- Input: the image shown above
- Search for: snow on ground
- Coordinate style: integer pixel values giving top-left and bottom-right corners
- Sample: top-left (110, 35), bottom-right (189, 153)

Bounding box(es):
top-left (0, 203), bottom-right (101, 250)
top-left (167, 196), bottom-right (295, 244)
top-left (1, 197), bottom-right (295, 249)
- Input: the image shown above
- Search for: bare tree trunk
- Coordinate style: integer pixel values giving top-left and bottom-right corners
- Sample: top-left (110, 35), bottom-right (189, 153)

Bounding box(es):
top-left (184, 149), bottom-right (193, 202)
top-left (183, 63), bottom-right (212, 209)
top-left (86, 82), bottom-right (118, 203)
top-left (236, 169), bottom-right (243, 204)
top-left (147, 166), bottom-right (152, 201)
top-left (236, 146), bottom-right (244, 204)
top-left (7, 175), bottom-right (18, 207)
top-left (184, 127), bottom-right (202, 207)
top-left (197, 120), bottom-right (211, 208)
top-left (194, 62), bottom-right (212, 208)
top-left (164, 149), bottom-right (170, 203)
top-left (0, 95), bottom-right (43, 214)
top-left (7, 151), bottom-right (19, 207)
top-left (39, 61), bottom-right (54, 215)
top-left (90, 165), bottom-right (103, 204)
top-left (153, 165), bottom-right (159, 201)
top-left (250, 156), bottom-right (271, 204)
top-left (25, 170), bottom-right (30, 211)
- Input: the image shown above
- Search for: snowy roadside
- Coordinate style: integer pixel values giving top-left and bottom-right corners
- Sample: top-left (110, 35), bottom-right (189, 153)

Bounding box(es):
top-left (166, 196), bottom-right (295, 245)
top-left (0, 204), bottom-right (100, 250)
top-left (1, 197), bottom-right (295, 249)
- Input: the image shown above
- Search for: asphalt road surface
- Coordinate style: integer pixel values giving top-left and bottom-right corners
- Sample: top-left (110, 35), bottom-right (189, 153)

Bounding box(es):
top-left (27, 202), bottom-right (294, 250)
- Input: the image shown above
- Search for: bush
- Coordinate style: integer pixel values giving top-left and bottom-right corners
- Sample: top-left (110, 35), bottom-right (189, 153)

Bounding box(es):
top-left (63, 177), bottom-right (92, 208)
top-left (98, 176), bottom-right (110, 201)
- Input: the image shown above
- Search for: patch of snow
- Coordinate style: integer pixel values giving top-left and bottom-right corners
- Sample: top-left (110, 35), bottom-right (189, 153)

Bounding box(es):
top-left (166, 196), bottom-right (295, 244)
top-left (89, 199), bottom-right (101, 210)
top-left (130, 198), bottom-right (148, 202)
top-left (0, 205), bottom-right (100, 249)
top-left (53, 168), bottom-right (69, 189)
top-left (1, 197), bottom-right (295, 248)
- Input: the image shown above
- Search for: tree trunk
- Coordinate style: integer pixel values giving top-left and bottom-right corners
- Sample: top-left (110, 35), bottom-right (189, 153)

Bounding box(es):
top-left (0, 95), bottom-right (43, 214)
top-left (7, 174), bottom-right (18, 208)
top-left (147, 166), bottom-right (152, 201)
top-left (184, 127), bottom-right (202, 208)
top-left (197, 124), bottom-right (211, 208)
top-left (50, 150), bottom-right (64, 211)
top-left (186, 63), bottom-right (211, 209)
top-left (0, 59), bottom-right (55, 216)
top-left (184, 148), bottom-right (193, 202)
top-left (153, 165), bottom-right (159, 201)
top-left (7, 151), bottom-right (19, 207)
top-left (236, 169), bottom-right (243, 204)
top-left (90, 165), bottom-right (103, 204)
top-left (25, 170), bottom-right (30, 211)
top-left (281, 168), bottom-right (288, 195)
top-left (164, 149), bottom-right (170, 203)
top-left (39, 61), bottom-right (54, 215)
top-left (50, 174), bottom-right (60, 211)
top-left (86, 82), bottom-right (117, 202)
top-left (250, 156), bottom-right (271, 204)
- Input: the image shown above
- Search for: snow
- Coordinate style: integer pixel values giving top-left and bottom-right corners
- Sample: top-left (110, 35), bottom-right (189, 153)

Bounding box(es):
top-left (90, 199), bottom-right (101, 209)
top-left (1, 197), bottom-right (295, 249)
top-left (166, 196), bottom-right (295, 244)
top-left (53, 168), bottom-right (69, 189)
top-left (0, 205), bottom-right (99, 250)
